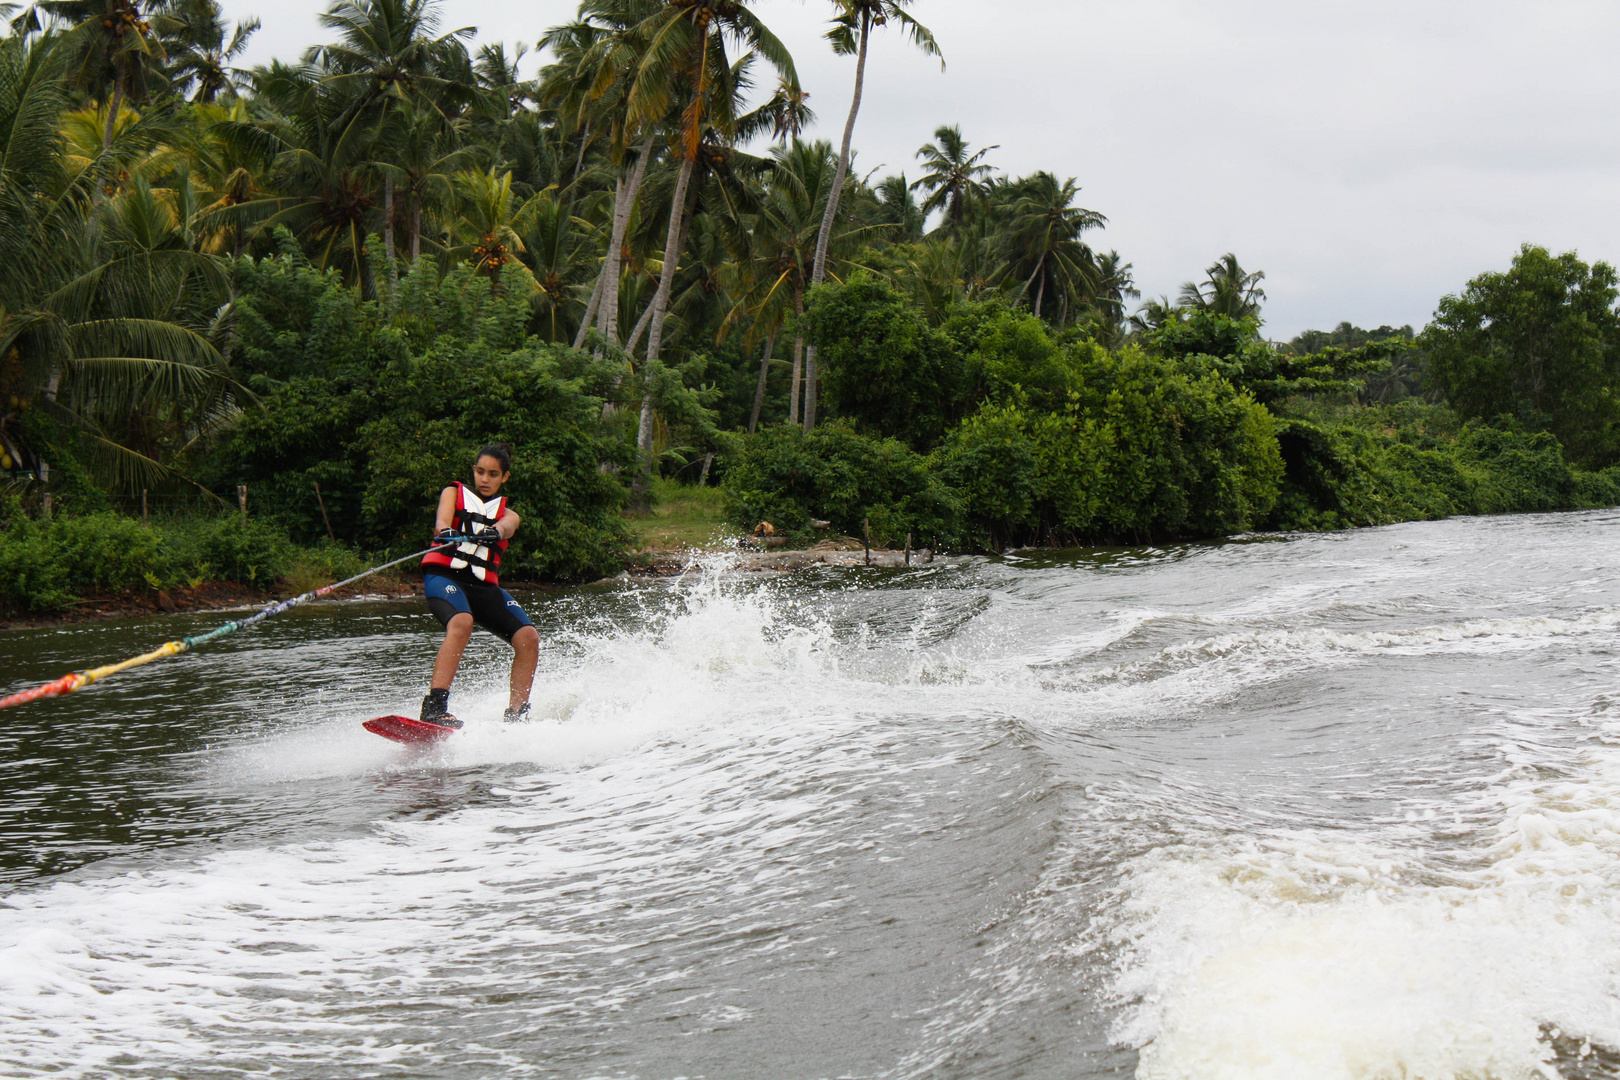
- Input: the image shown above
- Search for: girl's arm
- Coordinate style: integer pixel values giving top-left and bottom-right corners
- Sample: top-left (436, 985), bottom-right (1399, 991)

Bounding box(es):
top-left (496, 509), bottom-right (521, 540)
top-left (433, 487), bottom-right (458, 534)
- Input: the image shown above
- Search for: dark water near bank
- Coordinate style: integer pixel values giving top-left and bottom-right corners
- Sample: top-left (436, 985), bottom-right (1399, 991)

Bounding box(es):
top-left (5, 513), bottom-right (1620, 1079)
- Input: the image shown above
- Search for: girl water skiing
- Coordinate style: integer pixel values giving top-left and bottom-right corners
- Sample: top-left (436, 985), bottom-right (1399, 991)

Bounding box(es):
top-left (418, 444), bottom-right (539, 727)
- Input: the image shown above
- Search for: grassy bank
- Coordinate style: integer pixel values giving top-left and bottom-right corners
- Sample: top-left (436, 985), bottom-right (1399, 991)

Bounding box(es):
top-left (624, 478), bottom-right (732, 552)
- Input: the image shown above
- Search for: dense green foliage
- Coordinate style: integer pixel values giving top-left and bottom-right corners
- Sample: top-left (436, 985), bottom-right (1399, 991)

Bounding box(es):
top-left (0, 496), bottom-right (362, 611)
top-left (1424, 245), bottom-right (1620, 467)
top-left (213, 245), bottom-right (632, 580)
top-left (1265, 403), bottom-right (1620, 530)
top-left (722, 423), bottom-right (960, 546)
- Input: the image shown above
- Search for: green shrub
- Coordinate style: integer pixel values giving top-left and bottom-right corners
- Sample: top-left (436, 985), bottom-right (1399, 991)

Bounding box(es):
top-left (0, 518), bottom-right (75, 611)
top-left (199, 516), bottom-right (293, 586)
top-left (51, 513), bottom-right (175, 591)
top-left (937, 349), bottom-right (1284, 549)
top-left (1264, 410), bottom-right (1618, 530)
top-left (806, 274), bottom-right (961, 450)
top-left (0, 507), bottom-right (379, 612)
top-left (721, 423), bottom-right (963, 547)
top-left (1062, 348), bottom-right (1283, 540)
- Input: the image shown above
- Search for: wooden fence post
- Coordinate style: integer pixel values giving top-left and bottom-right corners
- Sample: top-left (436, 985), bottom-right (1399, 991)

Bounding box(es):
top-left (41, 492), bottom-right (51, 521)
top-left (237, 485), bottom-right (247, 524)
top-left (142, 489), bottom-right (148, 525)
top-left (863, 518), bottom-right (870, 567)
top-left (905, 531), bottom-right (912, 567)
top-left (313, 482), bottom-right (336, 542)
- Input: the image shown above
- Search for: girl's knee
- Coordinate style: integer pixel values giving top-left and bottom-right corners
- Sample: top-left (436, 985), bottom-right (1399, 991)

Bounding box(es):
top-left (446, 613), bottom-right (475, 636)
top-left (512, 625), bottom-right (539, 651)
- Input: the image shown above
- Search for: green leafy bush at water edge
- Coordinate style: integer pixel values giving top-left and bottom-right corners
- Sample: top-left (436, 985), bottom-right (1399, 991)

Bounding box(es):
top-left (1264, 414), bottom-right (1620, 531)
top-left (0, 514), bottom-right (368, 613)
top-left (721, 423), bottom-right (964, 547)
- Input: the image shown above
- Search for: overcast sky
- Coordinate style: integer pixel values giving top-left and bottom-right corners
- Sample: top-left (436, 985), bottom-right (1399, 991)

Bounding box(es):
top-left (228, 0), bottom-right (1620, 339)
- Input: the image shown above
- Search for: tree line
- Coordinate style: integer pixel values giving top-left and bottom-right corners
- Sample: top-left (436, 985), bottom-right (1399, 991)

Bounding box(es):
top-left (4, 0), bottom-right (1620, 607)
top-left (0, 0), bottom-right (1155, 503)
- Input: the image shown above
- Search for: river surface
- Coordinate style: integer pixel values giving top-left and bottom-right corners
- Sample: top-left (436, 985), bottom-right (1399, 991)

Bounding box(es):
top-left (5, 512), bottom-right (1620, 1079)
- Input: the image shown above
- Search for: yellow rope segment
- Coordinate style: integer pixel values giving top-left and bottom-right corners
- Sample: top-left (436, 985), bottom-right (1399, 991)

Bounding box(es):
top-left (78, 640), bottom-right (189, 687)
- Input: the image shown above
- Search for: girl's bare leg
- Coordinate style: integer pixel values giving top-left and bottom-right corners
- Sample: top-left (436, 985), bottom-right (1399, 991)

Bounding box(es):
top-left (509, 625), bottom-right (539, 710)
top-left (432, 614), bottom-right (475, 690)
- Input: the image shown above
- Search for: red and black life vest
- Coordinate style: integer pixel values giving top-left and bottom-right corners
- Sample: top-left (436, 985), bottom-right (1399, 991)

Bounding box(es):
top-left (421, 482), bottom-right (510, 585)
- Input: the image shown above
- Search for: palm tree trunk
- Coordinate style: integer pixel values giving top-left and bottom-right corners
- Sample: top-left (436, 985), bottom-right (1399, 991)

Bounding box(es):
top-left (1034, 272), bottom-right (1045, 321)
top-left (382, 175), bottom-right (398, 301)
top-left (410, 196), bottom-right (421, 260)
top-left (383, 175), bottom-right (395, 261)
top-left (624, 286), bottom-right (657, 357)
top-left (748, 332), bottom-right (776, 434)
top-left (788, 286), bottom-right (804, 425)
top-left (599, 133), bottom-right (656, 345)
top-left (628, 174), bottom-right (699, 358)
top-left (630, 149), bottom-right (697, 508)
top-left (571, 119), bottom-right (592, 186)
top-left (810, 13), bottom-right (867, 289)
top-left (575, 264), bottom-right (606, 349)
top-left (639, 151), bottom-right (693, 367)
top-left (803, 339), bottom-right (818, 432)
top-left (799, 15), bottom-right (870, 437)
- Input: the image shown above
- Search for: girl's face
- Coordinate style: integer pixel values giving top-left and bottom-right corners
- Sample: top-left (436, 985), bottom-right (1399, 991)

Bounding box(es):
top-left (472, 455), bottom-right (510, 498)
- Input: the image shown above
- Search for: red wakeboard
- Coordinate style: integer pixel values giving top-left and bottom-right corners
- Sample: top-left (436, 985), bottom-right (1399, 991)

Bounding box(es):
top-left (363, 715), bottom-right (460, 744)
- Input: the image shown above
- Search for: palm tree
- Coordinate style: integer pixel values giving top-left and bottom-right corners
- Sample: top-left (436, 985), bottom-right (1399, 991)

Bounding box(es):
top-left (305, 0), bottom-right (473, 120)
top-left (1086, 249), bottom-right (1137, 346)
top-left (624, 2), bottom-right (794, 375)
top-left (547, 1), bottom-right (662, 351)
top-left (617, 1), bottom-right (795, 503)
top-left (183, 97), bottom-right (276, 254)
top-left (758, 74), bottom-right (812, 142)
top-left (515, 187), bottom-right (595, 342)
top-left (161, 0), bottom-right (257, 103)
top-left (1129, 295), bottom-right (1179, 336)
top-left (444, 166), bottom-right (544, 295)
top-left (1002, 171), bottom-right (1104, 322)
top-left (374, 98), bottom-right (472, 259)
top-left (872, 172), bottom-right (921, 242)
top-left (0, 33), bottom-right (235, 491)
top-left (306, 0), bottom-right (475, 264)
top-left (912, 124), bottom-right (996, 232)
top-left (1179, 252), bottom-right (1265, 319)
top-left (727, 139), bottom-right (838, 428)
top-left (226, 67), bottom-right (380, 278)
top-left (31, 0), bottom-right (179, 147)
top-left (799, 0), bottom-right (937, 429)
top-left (808, 0), bottom-right (936, 288)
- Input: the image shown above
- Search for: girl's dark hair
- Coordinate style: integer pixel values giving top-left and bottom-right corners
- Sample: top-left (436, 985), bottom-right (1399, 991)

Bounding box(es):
top-left (476, 443), bottom-right (512, 473)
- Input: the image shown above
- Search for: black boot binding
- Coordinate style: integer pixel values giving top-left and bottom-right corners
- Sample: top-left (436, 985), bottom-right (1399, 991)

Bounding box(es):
top-left (419, 688), bottom-right (464, 729)
top-left (503, 702), bottom-right (532, 724)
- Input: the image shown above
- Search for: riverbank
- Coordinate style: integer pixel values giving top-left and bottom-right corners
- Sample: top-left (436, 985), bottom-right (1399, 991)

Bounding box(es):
top-left (0, 534), bottom-right (938, 630)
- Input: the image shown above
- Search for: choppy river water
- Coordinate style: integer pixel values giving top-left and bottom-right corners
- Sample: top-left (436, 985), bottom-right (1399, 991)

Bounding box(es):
top-left (6, 512), bottom-right (1620, 1079)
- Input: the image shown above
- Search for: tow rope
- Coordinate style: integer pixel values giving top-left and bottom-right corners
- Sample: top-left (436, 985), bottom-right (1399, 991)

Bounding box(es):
top-left (0, 542), bottom-right (456, 711)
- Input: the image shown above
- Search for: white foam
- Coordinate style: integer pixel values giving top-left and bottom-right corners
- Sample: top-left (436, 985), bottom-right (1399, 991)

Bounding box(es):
top-left (1109, 714), bottom-right (1620, 1080)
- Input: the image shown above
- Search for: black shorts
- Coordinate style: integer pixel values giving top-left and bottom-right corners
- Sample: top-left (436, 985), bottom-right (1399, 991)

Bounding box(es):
top-left (424, 572), bottom-right (535, 643)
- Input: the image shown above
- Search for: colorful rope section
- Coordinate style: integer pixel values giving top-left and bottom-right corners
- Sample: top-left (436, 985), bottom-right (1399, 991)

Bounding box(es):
top-left (0, 543), bottom-right (453, 711)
